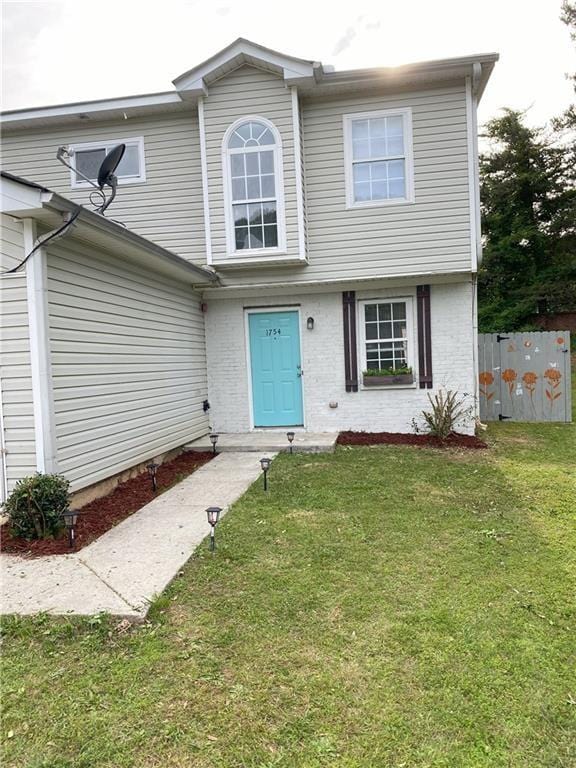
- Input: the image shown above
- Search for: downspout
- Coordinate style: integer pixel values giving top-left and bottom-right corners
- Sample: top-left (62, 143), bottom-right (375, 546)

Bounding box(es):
top-left (468, 63), bottom-right (483, 424)
top-left (471, 274), bottom-right (480, 422)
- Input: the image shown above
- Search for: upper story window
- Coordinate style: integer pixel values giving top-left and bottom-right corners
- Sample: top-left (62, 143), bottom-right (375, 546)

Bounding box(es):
top-left (343, 108), bottom-right (414, 208)
top-left (223, 118), bottom-right (285, 254)
top-left (69, 137), bottom-right (146, 188)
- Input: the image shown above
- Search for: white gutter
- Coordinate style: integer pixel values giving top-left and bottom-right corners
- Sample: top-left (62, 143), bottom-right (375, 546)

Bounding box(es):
top-left (201, 268), bottom-right (475, 298)
top-left (1, 173), bottom-right (217, 284)
top-left (45, 193), bottom-right (218, 283)
top-left (2, 52), bottom-right (499, 129)
top-left (1, 91), bottom-right (183, 124)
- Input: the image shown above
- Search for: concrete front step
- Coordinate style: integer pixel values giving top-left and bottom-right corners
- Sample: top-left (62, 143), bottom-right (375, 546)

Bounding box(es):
top-left (185, 432), bottom-right (338, 454)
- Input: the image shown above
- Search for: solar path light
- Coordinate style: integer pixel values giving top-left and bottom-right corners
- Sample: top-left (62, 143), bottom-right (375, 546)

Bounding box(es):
top-left (286, 431), bottom-right (295, 454)
top-left (206, 506), bottom-right (222, 552)
top-left (260, 457), bottom-right (271, 491)
top-left (62, 511), bottom-right (80, 549)
top-left (209, 433), bottom-right (219, 455)
top-left (146, 462), bottom-right (159, 492)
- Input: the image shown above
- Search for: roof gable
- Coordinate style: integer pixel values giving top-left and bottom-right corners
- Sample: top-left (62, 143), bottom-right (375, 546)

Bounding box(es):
top-left (172, 38), bottom-right (320, 97)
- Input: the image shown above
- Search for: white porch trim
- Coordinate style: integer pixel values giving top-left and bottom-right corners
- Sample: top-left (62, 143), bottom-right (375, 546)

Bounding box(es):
top-left (24, 219), bottom-right (58, 473)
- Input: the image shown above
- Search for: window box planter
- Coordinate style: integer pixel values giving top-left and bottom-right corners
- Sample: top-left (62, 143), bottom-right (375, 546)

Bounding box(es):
top-left (363, 373), bottom-right (414, 387)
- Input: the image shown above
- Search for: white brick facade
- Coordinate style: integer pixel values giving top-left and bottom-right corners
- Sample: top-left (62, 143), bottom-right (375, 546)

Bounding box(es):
top-left (204, 279), bottom-right (477, 435)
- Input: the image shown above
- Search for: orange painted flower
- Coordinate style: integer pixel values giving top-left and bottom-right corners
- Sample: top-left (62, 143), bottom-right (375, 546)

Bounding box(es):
top-left (502, 369), bottom-right (517, 384)
top-left (556, 337), bottom-right (564, 345)
top-left (522, 371), bottom-right (538, 386)
top-left (544, 368), bottom-right (562, 384)
top-left (479, 371), bottom-right (494, 386)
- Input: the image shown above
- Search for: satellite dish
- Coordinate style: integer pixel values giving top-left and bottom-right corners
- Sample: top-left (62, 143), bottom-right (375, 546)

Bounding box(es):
top-left (94, 144), bottom-right (126, 214)
top-left (97, 144), bottom-right (125, 189)
top-left (55, 143), bottom-right (126, 217)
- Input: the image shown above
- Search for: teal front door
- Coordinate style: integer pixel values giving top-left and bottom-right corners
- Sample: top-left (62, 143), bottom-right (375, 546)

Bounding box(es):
top-left (248, 311), bottom-right (304, 427)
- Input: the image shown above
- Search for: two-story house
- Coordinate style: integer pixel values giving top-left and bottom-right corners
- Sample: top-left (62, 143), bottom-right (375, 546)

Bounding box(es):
top-left (0, 39), bottom-right (498, 501)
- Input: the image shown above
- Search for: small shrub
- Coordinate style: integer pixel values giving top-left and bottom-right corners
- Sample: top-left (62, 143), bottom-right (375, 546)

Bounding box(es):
top-left (3, 473), bottom-right (70, 540)
top-left (418, 389), bottom-right (473, 441)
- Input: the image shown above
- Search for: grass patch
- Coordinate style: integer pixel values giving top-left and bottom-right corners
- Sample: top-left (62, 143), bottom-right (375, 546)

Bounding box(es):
top-left (2, 393), bottom-right (575, 766)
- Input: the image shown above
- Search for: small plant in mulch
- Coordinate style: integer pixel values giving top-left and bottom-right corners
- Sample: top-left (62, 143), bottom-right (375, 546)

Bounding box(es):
top-left (339, 389), bottom-right (486, 450)
top-left (417, 389), bottom-right (475, 442)
top-left (3, 473), bottom-right (70, 541)
top-left (0, 451), bottom-right (214, 557)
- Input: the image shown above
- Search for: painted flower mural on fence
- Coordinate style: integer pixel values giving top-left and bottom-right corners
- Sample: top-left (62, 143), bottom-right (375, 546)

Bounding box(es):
top-left (501, 368), bottom-right (517, 397)
top-left (522, 371), bottom-right (538, 411)
top-left (544, 367), bottom-right (562, 409)
top-left (479, 371), bottom-right (495, 400)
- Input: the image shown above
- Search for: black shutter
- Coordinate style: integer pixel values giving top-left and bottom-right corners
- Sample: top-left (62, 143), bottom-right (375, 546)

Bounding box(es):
top-left (342, 291), bottom-right (358, 392)
top-left (417, 285), bottom-right (433, 389)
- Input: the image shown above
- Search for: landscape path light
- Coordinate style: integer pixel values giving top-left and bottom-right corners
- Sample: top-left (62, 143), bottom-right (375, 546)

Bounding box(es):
top-left (260, 457), bottom-right (271, 491)
top-left (209, 433), bottom-right (219, 455)
top-left (146, 462), bottom-right (159, 492)
top-left (62, 511), bottom-right (80, 549)
top-left (286, 431), bottom-right (295, 454)
top-left (206, 506), bottom-right (222, 552)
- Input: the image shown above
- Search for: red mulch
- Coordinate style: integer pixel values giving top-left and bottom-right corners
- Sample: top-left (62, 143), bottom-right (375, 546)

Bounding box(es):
top-left (337, 431), bottom-right (488, 450)
top-left (0, 451), bottom-right (214, 557)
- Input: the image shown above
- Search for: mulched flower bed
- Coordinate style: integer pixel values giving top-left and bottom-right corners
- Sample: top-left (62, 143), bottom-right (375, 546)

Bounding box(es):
top-left (0, 450), bottom-right (214, 557)
top-left (337, 431), bottom-right (488, 450)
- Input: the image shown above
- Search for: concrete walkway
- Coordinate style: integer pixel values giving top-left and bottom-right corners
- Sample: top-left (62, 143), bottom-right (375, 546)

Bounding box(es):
top-left (1, 453), bottom-right (271, 620)
top-left (186, 431), bottom-right (337, 454)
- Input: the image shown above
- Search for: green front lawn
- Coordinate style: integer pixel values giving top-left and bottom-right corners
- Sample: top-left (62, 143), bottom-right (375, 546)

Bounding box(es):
top-left (2, 403), bottom-right (575, 766)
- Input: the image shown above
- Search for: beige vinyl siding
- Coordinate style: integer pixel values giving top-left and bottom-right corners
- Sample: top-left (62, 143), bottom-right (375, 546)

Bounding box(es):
top-left (46, 239), bottom-right (209, 492)
top-left (2, 113), bottom-right (206, 264)
top-left (3, 78), bottom-right (474, 290)
top-left (220, 83), bottom-right (472, 286)
top-left (0, 214), bottom-right (37, 491)
top-left (203, 65), bottom-right (300, 261)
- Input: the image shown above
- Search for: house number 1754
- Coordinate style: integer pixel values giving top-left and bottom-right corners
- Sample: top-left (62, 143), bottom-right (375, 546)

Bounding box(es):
top-left (265, 328), bottom-right (281, 336)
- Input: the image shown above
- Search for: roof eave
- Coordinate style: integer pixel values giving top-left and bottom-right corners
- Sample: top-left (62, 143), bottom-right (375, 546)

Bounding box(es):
top-left (1, 49), bottom-right (499, 130)
top-left (1, 91), bottom-right (186, 132)
top-left (1, 173), bottom-right (217, 285)
top-left (312, 53), bottom-right (499, 100)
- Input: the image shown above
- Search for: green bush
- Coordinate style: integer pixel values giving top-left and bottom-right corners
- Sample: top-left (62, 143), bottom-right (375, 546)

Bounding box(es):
top-left (3, 473), bottom-right (70, 540)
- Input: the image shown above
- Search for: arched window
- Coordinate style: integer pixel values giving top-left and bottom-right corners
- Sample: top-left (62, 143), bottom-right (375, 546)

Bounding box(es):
top-left (224, 118), bottom-right (284, 253)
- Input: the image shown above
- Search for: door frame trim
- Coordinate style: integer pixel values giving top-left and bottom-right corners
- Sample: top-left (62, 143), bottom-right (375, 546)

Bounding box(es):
top-left (244, 306), bottom-right (306, 431)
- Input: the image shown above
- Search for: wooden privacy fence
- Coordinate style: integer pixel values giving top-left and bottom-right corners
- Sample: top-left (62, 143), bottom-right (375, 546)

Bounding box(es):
top-left (478, 331), bottom-right (572, 422)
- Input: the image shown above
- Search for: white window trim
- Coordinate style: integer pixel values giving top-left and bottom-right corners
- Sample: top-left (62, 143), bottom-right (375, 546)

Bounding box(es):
top-left (222, 115), bottom-right (287, 258)
top-left (68, 136), bottom-right (146, 189)
top-left (358, 296), bottom-right (418, 389)
top-left (343, 108), bottom-right (415, 209)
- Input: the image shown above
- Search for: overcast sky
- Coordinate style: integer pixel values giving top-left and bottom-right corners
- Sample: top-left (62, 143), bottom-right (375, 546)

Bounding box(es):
top-left (1, 0), bottom-right (574, 130)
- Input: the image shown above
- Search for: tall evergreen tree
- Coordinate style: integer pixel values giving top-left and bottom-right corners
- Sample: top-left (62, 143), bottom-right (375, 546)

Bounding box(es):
top-left (478, 110), bottom-right (576, 332)
top-left (478, 3), bottom-right (576, 332)
top-left (555, 1), bottom-right (576, 131)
